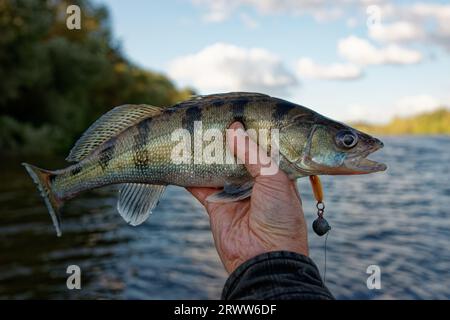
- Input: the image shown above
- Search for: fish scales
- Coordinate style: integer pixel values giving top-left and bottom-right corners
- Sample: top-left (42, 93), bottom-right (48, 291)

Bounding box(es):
top-left (50, 93), bottom-right (299, 199)
top-left (22, 92), bottom-right (386, 236)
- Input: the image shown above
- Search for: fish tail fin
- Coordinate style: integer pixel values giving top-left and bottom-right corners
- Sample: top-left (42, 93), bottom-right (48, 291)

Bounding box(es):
top-left (22, 163), bottom-right (63, 237)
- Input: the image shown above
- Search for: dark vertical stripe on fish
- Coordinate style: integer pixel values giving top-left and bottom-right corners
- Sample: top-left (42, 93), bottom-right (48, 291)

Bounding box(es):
top-left (183, 106), bottom-right (202, 161)
top-left (133, 119), bottom-right (151, 170)
top-left (273, 100), bottom-right (296, 121)
top-left (183, 106), bottom-right (202, 134)
top-left (98, 138), bottom-right (116, 170)
top-left (211, 100), bottom-right (225, 108)
top-left (164, 107), bottom-right (177, 116)
top-left (70, 166), bottom-right (82, 176)
top-left (232, 97), bottom-right (249, 123)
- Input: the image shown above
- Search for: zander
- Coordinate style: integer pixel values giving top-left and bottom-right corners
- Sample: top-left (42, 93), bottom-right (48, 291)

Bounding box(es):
top-left (23, 92), bottom-right (387, 236)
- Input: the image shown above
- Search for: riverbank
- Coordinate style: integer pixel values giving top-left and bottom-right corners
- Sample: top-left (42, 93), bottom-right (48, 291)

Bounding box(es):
top-left (352, 108), bottom-right (450, 135)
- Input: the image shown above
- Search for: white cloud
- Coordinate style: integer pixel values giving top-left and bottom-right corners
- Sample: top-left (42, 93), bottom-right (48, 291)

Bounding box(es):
top-left (407, 3), bottom-right (450, 51)
top-left (167, 43), bottom-right (297, 95)
top-left (393, 94), bottom-right (442, 118)
top-left (338, 36), bottom-right (422, 66)
top-left (407, 3), bottom-right (450, 22)
top-left (346, 17), bottom-right (358, 28)
top-left (240, 13), bottom-right (258, 29)
top-left (342, 94), bottom-right (447, 123)
top-left (192, 0), bottom-right (376, 23)
top-left (295, 58), bottom-right (362, 80)
top-left (370, 3), bottom-right (450, 51)
top-left (193, 0), bottom-right (232, 22)
top-left (369, 21), bottom-right (424, 43)
top-left (192, 1), bottom-right (450, 52)
top-left (341, 103), bottom-right (386, 123)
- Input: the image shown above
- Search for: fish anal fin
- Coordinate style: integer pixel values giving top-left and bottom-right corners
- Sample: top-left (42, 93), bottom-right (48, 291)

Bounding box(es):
top-left (117, 183), bottom-right (166, 226)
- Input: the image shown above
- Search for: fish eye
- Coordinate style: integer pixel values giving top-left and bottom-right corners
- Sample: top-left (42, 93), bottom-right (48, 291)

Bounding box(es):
top-left (336, 130), bottom-right (358, 149)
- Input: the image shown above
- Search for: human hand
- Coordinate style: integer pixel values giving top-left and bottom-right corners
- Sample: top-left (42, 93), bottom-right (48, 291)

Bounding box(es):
top-left (187, 122), bottom-right (309, 273)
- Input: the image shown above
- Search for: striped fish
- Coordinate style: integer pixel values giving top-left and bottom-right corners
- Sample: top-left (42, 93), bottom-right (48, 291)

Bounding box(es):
top-left (23, 92), bottom-right (386, 236)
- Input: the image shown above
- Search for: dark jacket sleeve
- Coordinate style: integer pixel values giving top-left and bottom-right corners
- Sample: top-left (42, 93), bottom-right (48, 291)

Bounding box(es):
top-left (221, 251), bottom-right (334, 300)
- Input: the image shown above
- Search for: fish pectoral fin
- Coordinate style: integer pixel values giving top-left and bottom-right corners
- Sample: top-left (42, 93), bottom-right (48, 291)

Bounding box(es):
top-left (117, 183), bottom-right (166, 226)
top-left (206, 181), bottom-right (254, 203)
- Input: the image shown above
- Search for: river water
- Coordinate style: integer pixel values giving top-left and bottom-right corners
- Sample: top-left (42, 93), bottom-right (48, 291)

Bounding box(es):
top-left (1, 136), bottom-right (449, 299)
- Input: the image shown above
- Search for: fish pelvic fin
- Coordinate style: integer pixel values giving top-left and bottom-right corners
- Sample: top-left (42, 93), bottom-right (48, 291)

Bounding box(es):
top-left (206, 181), bottom-right (254, 203)
top-left (22, 163), bottom-right (63, 237)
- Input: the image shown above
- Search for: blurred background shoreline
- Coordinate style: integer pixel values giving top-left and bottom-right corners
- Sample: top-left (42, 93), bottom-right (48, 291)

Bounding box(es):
top-left (1, 0), bottom-right (449, 158)
top-left (0, 0), bottom-right (194, 157)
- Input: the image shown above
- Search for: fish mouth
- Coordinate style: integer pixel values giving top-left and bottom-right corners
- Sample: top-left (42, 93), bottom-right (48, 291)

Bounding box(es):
top-left (343, 142), bottom-right (387, 174)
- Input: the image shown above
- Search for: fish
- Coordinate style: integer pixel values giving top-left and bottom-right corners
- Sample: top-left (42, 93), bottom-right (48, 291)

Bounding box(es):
top-left (22, 92), bottom-right (387, 236)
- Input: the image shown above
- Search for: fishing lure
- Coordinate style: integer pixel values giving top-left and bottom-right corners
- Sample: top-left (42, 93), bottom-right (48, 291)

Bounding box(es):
top-left (309, 175), bottom-right (331, 236)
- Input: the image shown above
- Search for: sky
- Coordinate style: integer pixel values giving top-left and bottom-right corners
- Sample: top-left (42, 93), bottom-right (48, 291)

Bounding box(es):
top-left (97, 0), bottom-right (450, 123)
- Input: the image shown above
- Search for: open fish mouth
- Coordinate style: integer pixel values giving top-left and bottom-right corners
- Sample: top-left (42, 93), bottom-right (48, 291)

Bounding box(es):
top-left (343, 142), bottom-right (387, 174)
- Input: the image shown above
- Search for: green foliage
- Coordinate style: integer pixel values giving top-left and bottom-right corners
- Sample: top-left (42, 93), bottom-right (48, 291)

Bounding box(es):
top-left (0, 0), bottom-right (193, 156)
top-left (0, 115), bottom-right (65, 154)
top-left (353, 108), bottom-right (450, 135)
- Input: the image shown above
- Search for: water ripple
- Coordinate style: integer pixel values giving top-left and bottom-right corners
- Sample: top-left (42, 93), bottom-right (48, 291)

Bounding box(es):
top-left (0, 136), bottom-right (449, 299)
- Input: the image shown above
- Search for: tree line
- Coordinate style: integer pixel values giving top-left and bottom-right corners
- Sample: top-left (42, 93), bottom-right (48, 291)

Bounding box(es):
top-left (0, 0), bottom-right (193, 155)
top-left (353, 108), bottom-right (450, 135)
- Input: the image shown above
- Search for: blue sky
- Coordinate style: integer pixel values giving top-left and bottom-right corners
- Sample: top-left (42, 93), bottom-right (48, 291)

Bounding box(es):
top-left (97, 0), bottom-right (450, 123)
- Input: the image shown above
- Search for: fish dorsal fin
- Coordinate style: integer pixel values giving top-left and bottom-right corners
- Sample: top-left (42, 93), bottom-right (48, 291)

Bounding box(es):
top-left (117, 183), bottom-right (166, 226)
top-left (66, 104), bottom-right (162, 162)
